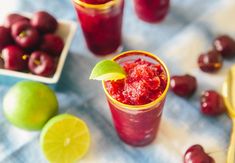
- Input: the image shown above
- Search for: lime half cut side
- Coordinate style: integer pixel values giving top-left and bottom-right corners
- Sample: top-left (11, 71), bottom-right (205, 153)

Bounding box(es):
top-left (89, 60), bottom-right (126, 80)
top-left (40, 114), bottom-right (90, 163)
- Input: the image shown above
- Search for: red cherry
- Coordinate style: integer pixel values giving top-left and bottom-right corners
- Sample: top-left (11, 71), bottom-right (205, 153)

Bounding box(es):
top-left (11, 21), bottom-right (40, 49)
top-left (200, 90), bottom-right (226, 116)
top-left (31, 11), bottom-right (58, 33)
top-left (4, 13), bottom-right (29, 28)
top-left (213, 35), bottom-right (235, 58)
top-left (184, 144), bottom-right (215, 163)
top-left (28, 51), bottom-right (56, 77)
top-left (170, 74), bottom-right (197, 97)
top-left (198, 50), bottom-right (222, 73)
top-left (1, 45), bottom-right (28, 71)
top-left (40, 34), bottom-right (64, 56)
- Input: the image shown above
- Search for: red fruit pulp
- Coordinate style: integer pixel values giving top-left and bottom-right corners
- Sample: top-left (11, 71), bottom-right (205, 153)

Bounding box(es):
top-left (104, 54), bottom-right (168, 146)
top-left (74, 0), bottom-right (124, 55)
top-left (133, 0), bottom-right (170, 23)
top-left (105, 59), bottom-right (167, 105)
top-left (4, 13), bottom-right (29, 28)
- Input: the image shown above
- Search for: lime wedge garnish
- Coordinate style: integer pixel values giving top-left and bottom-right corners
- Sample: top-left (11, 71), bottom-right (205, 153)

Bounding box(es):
top-left (89, 60), bottom-right (126, 80)
top-left (40, 114), bottom-right (90, 163)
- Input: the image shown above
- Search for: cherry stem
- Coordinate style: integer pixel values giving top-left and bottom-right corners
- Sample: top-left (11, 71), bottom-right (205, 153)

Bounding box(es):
top-left (19, 31), bottom-right (27, 38)
top-left (34, 60), bottom-right (41, 65)
top-left (0, 53), bottom-right (4, 61)
top-left (198, 63), bottom-right (222, 68)
top-left (0, 54), bottom-right (4, 68)
top-left (22, 54), bottom-right (29, 60)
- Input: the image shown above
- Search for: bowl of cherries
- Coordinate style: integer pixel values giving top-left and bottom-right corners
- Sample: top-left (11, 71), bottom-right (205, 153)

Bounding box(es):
top-left (0, 11), bottom-right (77, 85)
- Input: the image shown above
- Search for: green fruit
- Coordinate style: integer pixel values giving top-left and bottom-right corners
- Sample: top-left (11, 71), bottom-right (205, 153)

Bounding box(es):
top-left (3, 81), bottom-right (58, 130)
top-left (89, 60), bottom-right (126, 80)
top-left (40, 114), bottom-right (90, 163)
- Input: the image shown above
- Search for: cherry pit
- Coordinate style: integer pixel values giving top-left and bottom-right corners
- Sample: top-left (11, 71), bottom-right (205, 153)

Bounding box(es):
top-left (0, 11), bottom-right (64, 77)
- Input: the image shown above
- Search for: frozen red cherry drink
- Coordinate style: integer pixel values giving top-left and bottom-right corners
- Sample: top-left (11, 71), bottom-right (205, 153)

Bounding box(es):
top-left (72, 0), bottom-right (124, 56)
top-left (103, 50), bottom-right (170, 146)
top-left (133, 0), bottom-right (170, 23)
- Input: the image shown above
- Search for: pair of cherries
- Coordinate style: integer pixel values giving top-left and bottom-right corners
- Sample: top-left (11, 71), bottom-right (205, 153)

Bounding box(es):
top-left (198, 35), bottom-right (235, 72)
top-left (170, 74), bottom-right (225, 116)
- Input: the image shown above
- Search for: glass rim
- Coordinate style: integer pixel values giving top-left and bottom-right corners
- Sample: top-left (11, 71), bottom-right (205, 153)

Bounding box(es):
top-left (73, 0), bottom-right (121, 10)
top-left (102, 50), bottom-right (170, 111)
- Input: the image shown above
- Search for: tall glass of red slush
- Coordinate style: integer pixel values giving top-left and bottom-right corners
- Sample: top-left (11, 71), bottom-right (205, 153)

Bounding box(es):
top-left (103, 50), bottom-right (170, 146)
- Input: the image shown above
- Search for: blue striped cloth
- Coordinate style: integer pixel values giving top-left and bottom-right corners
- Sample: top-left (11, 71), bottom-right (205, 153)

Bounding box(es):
top-left (0, 0), bottom-right (234, 162)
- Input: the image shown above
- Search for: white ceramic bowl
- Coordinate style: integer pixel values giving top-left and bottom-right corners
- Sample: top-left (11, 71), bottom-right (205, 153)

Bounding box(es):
top-left (0, 15), bottom-right (77, 86)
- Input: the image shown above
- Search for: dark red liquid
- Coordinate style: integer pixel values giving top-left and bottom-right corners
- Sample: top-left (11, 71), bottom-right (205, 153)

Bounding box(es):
top-left (73, 0), bottom-right (124, 55)
top-left (107, 99), bottom-right (165, 146)
top-left (133, 0), bottom-right (170, 23)
top-left (80, 0), bottom-right (111, 4)
top-left (105, 58), bottom-right (168, 146)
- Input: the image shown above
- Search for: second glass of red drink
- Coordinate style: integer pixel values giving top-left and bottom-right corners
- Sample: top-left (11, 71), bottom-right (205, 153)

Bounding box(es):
top-left (72, 0), bottom-right (124, 56)
top-left (133, 0), bottom-right (170, 23)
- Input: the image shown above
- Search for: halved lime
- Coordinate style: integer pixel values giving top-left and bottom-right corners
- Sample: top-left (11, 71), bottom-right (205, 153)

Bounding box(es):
top-left (89, 60), bottom-right (126, 80)
top-left (40, 114), bottom-right (90, 163)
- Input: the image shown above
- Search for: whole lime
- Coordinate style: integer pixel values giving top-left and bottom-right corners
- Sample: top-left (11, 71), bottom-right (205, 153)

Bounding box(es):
top-left (3, 81), bottom-right (58, 130)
